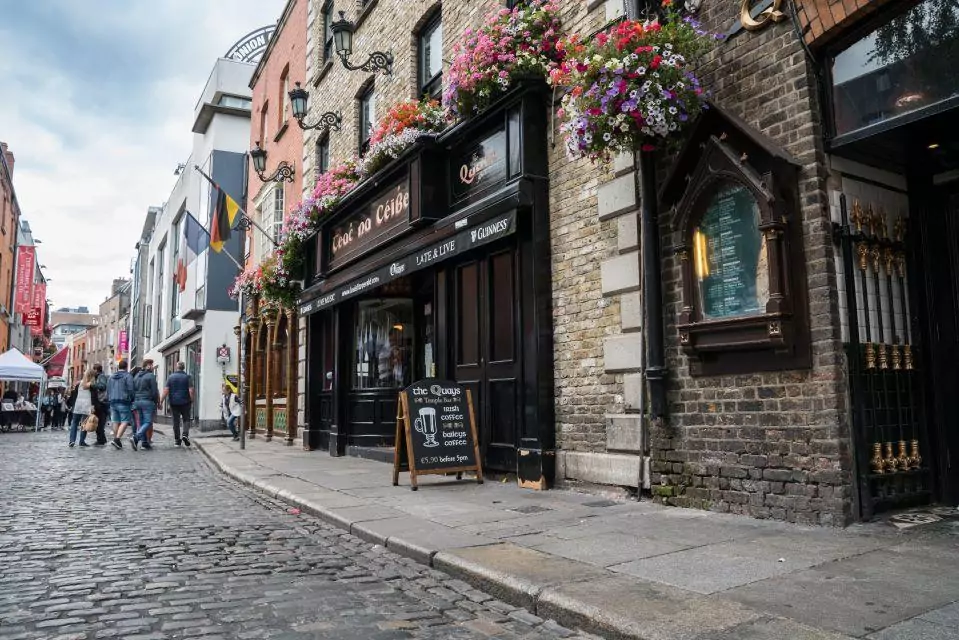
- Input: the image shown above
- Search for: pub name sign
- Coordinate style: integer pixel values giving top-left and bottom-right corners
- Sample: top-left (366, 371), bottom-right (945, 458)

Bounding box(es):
top-left (328, 179), bottom-right (411, 270)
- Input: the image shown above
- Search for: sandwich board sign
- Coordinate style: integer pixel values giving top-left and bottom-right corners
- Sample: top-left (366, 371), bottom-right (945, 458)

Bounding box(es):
top-left (392, 378), bottom-right (484, 490)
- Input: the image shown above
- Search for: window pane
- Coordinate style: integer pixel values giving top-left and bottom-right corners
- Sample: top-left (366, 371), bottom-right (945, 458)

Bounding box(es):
top-left (694, 183), bottom-right (769, 320)
top-left (428, 20), bottom-right (442, 79)
top-left (352, 299), bottom-right (413, 389)
top-left (317, 139), bottom-right (329, 174)
top-left (274, 186), bottom-right (285, 239)
top-left (831, 0), bottom-right (959, 137)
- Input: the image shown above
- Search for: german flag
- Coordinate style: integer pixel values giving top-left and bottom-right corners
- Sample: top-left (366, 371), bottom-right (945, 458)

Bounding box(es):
top-left (209, 187), bottom-right (240, 253)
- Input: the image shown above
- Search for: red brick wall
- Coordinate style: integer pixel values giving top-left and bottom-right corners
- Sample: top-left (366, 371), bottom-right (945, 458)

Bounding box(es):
top-left (795, 0), bottom-right (898, 47)
top-left (245, 0), bottom-right (307, 270)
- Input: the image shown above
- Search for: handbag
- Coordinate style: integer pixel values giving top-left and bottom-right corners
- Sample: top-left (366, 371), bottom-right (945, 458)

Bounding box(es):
top-left (83, 413), bottom-right (99, 433)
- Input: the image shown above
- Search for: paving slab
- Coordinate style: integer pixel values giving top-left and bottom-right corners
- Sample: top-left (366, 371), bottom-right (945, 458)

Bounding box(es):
top-left (534, 532), bottom-right (693, 567)
top-left (433, 543), bottom-right (608, 610)
top-left (723, 546), bottom-right (959, 637)
top-left (536, 575), bottom-right (762, 640)
top-left (866, 616), bottom-right (959, 640)
top-left (609, 531), bottom-right (888, 594)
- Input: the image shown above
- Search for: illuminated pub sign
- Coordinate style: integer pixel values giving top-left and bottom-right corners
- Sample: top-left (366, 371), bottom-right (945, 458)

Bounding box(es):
top-left (452, 127), bottom-right (508, 202)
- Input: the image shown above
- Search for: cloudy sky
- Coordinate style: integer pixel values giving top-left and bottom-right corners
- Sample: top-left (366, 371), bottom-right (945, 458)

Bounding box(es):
top-left (0, 0), bottom-right (283, 310)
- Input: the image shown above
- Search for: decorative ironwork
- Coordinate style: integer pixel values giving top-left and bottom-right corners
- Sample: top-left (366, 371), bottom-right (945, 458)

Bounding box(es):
top-left (909, 439), bottom-right (922, 469)
top-left (883, 442), bottom-right (898, 472)
top-left (294, 109), bottom-right (341, 132)
top-left (835, 193), bottom-right (929, 517)
top-left (871, 442), bottom-right (885, 474)
top-left (256, 161), bottom-right (295, 184)
top-left (331, 11), bottom-right (393, 75)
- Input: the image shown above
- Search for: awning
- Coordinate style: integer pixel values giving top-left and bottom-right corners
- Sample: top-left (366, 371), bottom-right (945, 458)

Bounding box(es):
top-left (298, 209), bottom-right (517, 316)
top-left (42, 347), bottom-right (68, 377)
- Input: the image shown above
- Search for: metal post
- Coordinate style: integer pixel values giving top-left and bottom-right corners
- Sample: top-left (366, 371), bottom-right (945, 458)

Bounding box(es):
top-left (238, 291), bottom-right (246, 451)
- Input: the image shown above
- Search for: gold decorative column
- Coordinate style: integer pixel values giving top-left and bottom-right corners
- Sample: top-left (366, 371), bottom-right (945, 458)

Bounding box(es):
top-left (285, 308), bottom-right (298, 446)
top-left (247, 315), bottom-right (261, 439)
top-left (262, 308), bottom-right (277, 441)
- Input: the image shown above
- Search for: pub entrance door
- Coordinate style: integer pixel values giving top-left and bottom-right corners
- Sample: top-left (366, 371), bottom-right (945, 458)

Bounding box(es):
top-left (912, 177), bottom-right (959, 508)
top-left (449, 245), bottom-right (521, 473)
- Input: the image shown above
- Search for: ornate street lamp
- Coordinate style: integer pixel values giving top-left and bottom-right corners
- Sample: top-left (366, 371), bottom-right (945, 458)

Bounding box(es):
top-left (330, 11), bottom-right (393, 75)
top-left (288, 82), bottom-right (342, 132)
top-left (249, 142), bottom-right (294, 183)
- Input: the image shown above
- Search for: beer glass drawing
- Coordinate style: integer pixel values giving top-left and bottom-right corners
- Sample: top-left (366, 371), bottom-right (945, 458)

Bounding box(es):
top-left (414, 407), bottom-right (439, 447)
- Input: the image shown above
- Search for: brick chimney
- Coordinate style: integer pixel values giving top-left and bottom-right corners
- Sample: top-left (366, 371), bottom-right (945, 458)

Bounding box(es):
top-left (0, 142), bottom-right (13, 176)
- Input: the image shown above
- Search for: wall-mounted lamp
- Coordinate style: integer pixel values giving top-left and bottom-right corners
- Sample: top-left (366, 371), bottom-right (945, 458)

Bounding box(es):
top-left (331, 11), bottom-right (393, 75)
top-left (288, 82), bottom-right (342, 131)
top-left (249, 143), bottom-right (295, 183)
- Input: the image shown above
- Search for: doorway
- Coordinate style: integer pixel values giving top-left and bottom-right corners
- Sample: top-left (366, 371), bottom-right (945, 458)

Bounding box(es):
top-left (450, 246), bottom-right (521, 472)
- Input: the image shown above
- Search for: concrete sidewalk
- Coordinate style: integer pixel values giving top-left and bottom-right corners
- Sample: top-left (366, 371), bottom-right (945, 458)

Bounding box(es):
top-left (196, 436), bottom-right (959, 640)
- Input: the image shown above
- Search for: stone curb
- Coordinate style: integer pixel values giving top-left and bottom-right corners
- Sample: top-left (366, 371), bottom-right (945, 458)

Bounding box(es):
top-left (195, 441), bottom-right (852, 640)
top-left (194, 441), bottom-right (653, 638)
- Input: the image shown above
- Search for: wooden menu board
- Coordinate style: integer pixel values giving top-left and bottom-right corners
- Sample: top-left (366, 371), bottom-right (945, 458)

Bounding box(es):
top-left (392, 378), bottom-right (484, 491)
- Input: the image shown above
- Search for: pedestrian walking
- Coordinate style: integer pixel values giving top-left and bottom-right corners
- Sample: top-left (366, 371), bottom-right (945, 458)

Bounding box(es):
top-left (132, 359), bottom-right (159, 450)
top-left (91, 364), bottom-right (109, 445)
top-left (40, 389), bottom-right (56, 429)
top-left (66, 370), bottom-right (96, 448)
top-left (221, 384), bottom-right (240, 441)
top-left (54, 391), bottom-right (68, 429)
top-left (107, 360), bottom-right (135, 450)
top-left (160, 362), bottom-right (194, 447)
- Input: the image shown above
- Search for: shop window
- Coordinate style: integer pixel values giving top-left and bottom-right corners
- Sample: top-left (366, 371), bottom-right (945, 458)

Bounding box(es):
top-left (662, 106), bottom-right (810, 376)
top-left (352, 299), bottom-right (413, 389)
top-left (418, 11), bottom-right (443, 99)
top-left (273, 314), bottom-right (289, 398)
top-left (830, 0), bottom-right (959, 139)
top-left (358, 86), bottom-right (375, 155)
top-left (255, 329), bottom-right (267, 399)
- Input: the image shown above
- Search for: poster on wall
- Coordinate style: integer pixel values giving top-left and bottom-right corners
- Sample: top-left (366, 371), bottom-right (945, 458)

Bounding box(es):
top-left (118, 330), bottom-right (129, 359)
top-left (14, 246), bottom-right (35, 313)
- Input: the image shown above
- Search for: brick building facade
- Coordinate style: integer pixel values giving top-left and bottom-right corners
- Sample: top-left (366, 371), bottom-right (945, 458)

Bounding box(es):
top-left (242, 0), bottom-right (958, 525)
top-left (0, 142), bottom-right (21, 355)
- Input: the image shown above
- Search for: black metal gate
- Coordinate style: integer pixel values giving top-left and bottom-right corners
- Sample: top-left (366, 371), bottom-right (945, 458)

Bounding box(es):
top-left (834, 194), bottom-right (932, 519)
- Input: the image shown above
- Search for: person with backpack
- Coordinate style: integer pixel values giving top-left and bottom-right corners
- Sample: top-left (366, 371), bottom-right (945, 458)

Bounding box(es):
top-left (132, 359), bottom-right (160, 450)
top-left (107, 359), bottom-right (135, 450)
top-left (160, 362), bottom-right (194, 447)
top-left (91, 364), bottom-right (109, 445)
top-left (221, 383), bottom-right (241, 441)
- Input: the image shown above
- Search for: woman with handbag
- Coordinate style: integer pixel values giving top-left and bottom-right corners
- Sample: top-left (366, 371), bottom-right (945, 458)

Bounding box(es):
top-left (67, 370), bottom-right (97, 448)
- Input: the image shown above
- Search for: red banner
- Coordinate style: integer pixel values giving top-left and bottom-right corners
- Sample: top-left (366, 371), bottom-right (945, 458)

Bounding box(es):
top-left (28, 282), bottom-right (47, 335)
top-left (14, 246), bottom-right (35, 313)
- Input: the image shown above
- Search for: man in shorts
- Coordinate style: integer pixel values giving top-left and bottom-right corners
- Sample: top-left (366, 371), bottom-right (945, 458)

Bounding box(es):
top-left (107, 360), bottom-right (135, 450)
top-left (160, 362), bottom-right (195, 446)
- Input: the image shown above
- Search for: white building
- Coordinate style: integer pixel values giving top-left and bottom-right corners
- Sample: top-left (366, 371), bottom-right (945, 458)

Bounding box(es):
top-left (135, 57), bottom-right (252, 429)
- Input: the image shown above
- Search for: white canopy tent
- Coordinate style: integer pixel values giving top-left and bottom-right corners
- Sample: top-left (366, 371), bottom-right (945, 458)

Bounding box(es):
top-left (0, 348), bottom-right (47, 430)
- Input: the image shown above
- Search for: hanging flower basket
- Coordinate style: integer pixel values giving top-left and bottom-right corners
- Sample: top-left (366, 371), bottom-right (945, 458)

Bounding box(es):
top-left (229, 263), bottom-right (264, 300)
top-left (552, 3), bottom-right (721, 161)
top-left (444, 0), bottom-right (565, 119)
top-left (358, 99), bottom-right (447, 176)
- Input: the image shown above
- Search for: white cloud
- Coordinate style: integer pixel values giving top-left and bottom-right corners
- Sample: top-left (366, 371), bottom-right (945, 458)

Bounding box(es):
top-left (0, 0), bottom-right (284, 309)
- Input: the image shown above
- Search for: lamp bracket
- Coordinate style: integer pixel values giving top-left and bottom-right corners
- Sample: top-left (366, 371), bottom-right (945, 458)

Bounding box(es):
top-left (295, 110), bottom-right (342, 132)
top-left (255, 161), bottom-right (295, 184)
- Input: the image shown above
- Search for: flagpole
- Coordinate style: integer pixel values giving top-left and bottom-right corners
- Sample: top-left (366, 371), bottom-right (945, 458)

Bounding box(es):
top-left (193, 164), bottom-right (279, 246)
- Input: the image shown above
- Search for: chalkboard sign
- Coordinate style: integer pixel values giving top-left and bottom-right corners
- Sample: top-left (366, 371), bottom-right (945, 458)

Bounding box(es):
top-left (392, 378), bottom-right (484, 490)
top-left (696, 184), bottom-right (769, 319)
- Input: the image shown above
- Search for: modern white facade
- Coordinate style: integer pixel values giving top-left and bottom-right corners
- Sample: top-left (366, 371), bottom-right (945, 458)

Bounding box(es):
top-left (134, 57), bottom-right (252, 429)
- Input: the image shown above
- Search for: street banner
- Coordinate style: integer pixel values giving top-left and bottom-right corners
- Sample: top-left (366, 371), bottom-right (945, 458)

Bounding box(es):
top-left (118, 330), bottom-right (129, 359)
top-left (14, 246), bottom-right (35, 313)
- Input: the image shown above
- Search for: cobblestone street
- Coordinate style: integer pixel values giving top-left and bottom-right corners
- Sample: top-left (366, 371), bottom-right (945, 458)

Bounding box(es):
top-left (0, 432), bottom-right (600, 640)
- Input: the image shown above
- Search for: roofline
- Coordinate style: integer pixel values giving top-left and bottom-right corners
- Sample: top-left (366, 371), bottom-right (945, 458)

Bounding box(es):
top-left (250, 0), bottom-right (297, 89)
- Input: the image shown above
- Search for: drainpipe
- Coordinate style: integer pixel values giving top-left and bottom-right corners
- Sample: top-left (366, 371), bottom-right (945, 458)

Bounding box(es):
top-left (638, 150), bottom-right (667, 423)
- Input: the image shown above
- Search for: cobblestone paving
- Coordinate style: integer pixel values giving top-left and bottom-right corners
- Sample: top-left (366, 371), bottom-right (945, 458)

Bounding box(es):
top-left (0, 432), bottom-right (601, 640)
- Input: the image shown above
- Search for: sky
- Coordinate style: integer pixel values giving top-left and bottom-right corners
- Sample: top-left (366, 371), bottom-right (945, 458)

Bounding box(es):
top-left (0, 0), bottom-right (284, 310)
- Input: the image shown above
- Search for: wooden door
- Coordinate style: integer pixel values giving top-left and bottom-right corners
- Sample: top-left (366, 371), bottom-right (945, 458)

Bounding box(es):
top-left (451, 248), bottom-right (521, 472)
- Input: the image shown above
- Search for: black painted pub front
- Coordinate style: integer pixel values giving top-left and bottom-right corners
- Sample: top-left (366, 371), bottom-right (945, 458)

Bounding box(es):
top-left (298, 83), bottom-right (555, 488)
